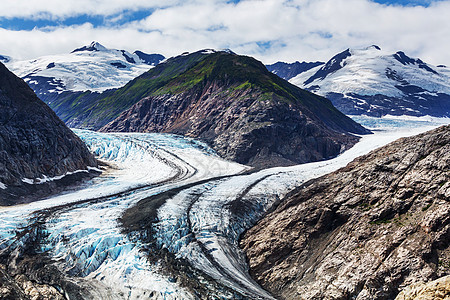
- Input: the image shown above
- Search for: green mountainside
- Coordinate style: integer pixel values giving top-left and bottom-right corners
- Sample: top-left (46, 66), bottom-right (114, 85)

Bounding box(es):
top-left (99, 50), bottom-right (370, 167)
top-left (47, 50), bottom-right (211, 129)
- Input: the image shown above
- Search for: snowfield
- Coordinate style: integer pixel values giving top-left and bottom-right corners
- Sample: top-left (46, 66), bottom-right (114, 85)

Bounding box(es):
top-left (6, 42), bottom-right (163, 93)
top-left (0, 117), bottom-right (448, 299)
top-left (290, 46), bottom-right (450, 98)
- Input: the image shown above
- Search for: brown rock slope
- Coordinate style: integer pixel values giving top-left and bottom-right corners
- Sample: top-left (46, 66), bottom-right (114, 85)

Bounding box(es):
top-left (395, 275), bottom-right (450, 300)
top-left (0, 62), bottom-right (97, 204)
top-left (241, 125), bottom-right (450, 299)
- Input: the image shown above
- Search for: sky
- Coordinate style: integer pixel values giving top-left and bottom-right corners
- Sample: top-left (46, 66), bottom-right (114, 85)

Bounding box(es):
top-left (0, 0), bottom-right (449, 66)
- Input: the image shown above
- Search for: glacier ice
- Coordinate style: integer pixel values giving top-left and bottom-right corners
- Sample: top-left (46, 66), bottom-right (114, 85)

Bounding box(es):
top-left (0, 117), bottom-right (449, 299)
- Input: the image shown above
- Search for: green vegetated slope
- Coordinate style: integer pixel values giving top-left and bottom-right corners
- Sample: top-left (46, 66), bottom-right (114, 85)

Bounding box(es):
top-left (46, 51), bottom-right (211, 129)
top-left (99, 50), bottom-right (369, 167)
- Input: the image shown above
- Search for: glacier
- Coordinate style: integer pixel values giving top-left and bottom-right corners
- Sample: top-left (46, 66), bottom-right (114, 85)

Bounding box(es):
top-left (0, 117), bottom-right (448, 299)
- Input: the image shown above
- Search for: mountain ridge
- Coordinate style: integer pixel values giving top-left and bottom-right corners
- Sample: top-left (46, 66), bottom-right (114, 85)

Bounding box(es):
top-left (285, 46), bottom-right (450, 117)
top-left (100, 50), bottom-right (369, 168)
top-left (6, 41), bottom-right (165, 96)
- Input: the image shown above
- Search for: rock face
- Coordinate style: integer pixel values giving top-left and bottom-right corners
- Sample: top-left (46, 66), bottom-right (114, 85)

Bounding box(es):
top-left (101, 50), bottom-right (369, 168)
top-left (0, 62), bottom-right (97, 204)
top-left (395, 275), bottom-right (450, 300)
top-left (241, 125), bottom-right (450, 299)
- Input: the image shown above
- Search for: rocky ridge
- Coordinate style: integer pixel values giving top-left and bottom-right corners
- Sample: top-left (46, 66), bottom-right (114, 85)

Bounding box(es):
top-left (0, 62), bottom-right (97, 204)
top-left (241, 125), bottom-right (450, 299)
top-left (101, 50), bottom-right (369, 168)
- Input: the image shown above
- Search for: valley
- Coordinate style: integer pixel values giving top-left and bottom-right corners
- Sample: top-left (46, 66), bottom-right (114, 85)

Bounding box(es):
top-left (0, 117), bottom-right (446, 299)
top-left (1, 40), bottom-right (449, 299)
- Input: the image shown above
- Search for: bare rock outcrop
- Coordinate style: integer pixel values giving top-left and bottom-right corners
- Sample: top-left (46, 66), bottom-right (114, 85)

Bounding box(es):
top-left (395, 275), bottom-right (450, 300)
top-left (241, 125), bottom-right (450, 299)
top-left (0, 62), bottom-right (97, 204)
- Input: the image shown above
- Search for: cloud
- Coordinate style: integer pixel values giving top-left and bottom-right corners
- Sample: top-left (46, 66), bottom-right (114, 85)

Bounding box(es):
top-left (0, 0), bottom-right (182, 19)
top-left (0, 0), bottom-right (449, 67)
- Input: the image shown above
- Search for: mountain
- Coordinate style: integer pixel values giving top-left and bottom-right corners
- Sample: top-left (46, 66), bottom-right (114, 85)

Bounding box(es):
top-left (288, 46), bottom-right (450, 117)
top-left (241, 125), bottom-right (450, 299)
top-left (0, 62), bottom-right (97, 204)
top-left (6, 41), bottom-right (165, 97)
top-left (266, 61), bottom-right (324, 81)
top-left (100, 49), bottom-right (369, 168)
top-left (34, 49), bottom-right (219, 129)
top-left (0, 55), bottom-right (10, 63)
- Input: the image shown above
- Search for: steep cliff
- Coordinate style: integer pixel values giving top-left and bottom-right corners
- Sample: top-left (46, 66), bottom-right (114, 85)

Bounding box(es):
top-left (241, 125), bottom-right (450, 299)
top-left (0, 62), bottom-right (97, 204)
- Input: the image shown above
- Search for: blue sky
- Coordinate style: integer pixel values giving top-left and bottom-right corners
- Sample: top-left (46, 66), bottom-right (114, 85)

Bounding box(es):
top-left (0, 0), bottom-right (441, 30)
top-left (0, 0), bottom-right (449, 65)
top-left (372, 0), bottom-right (440, 5)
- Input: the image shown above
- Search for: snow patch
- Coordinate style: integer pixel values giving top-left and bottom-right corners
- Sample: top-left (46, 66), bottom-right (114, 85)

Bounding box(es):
top-left (201, 49), bottom-right (216, 55)
top-left (21, 168), bottom-right (99, 185)
top-left (0, 182), bottom-right (6, 190)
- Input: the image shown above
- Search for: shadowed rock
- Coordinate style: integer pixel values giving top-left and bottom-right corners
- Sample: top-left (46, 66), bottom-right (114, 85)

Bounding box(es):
top-left (241, 125), bottom-right (450, 299)
top-left (0, 62), bottom-right (97, 204)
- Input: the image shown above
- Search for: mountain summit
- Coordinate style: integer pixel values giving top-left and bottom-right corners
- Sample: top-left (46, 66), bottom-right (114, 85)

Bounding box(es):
top-left (6, 42), bottom-right (165, 95)
top-left (71, 41), bottom-right (109, 52)
top-left (100, 50), bottom-right (369, 168)
top-left (288, 46), bottom-right (450, 117)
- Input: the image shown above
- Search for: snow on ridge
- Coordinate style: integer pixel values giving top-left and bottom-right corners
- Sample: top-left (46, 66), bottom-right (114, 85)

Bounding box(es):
top-left (0, 182), bottom-right (6, 189)
top-left (21, 168), bottom-right (99, 185)
top-left (290, 46), bottom-right (450, 97)
top-left (6, 44), bottom-right (162, 93)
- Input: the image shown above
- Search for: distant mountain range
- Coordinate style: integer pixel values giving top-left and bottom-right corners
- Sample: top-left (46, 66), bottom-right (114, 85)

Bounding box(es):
top-left (6, 41), bottom-right (165, 97)
top-left (269, 46), bottom-right (450, 118)
top-left (6, 43), bottom-right (450, 120)
top-left (5, 43), bottom-right (450, 168)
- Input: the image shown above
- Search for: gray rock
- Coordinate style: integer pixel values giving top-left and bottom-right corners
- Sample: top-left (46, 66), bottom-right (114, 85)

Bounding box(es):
top-left (241, 125), bottom-right (450, 299)
top-left (0, 62), bottom-right (97, 204)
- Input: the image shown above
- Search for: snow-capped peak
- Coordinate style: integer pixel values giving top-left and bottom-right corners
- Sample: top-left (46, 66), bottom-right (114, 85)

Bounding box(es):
top-left (71, 41), bottom-right (108, 53)
top-left (289, 46), bottom-right (450, 118)
top-left (7, 42), bottom-right (165, 94)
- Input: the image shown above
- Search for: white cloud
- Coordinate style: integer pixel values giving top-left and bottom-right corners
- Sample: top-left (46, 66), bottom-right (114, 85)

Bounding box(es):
top-left (0, 0), bottom-right (449, 66)
top-left (0, 0), bottom-right (182, 19)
